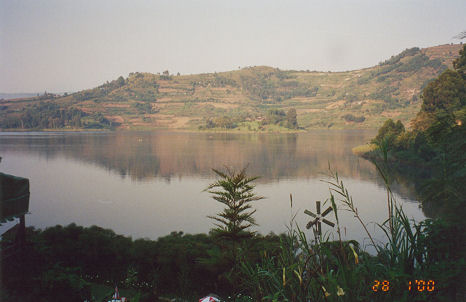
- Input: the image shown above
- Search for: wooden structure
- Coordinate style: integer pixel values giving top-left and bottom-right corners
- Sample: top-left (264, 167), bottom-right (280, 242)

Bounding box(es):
top-left (0, 172), bottom-right (30, 256)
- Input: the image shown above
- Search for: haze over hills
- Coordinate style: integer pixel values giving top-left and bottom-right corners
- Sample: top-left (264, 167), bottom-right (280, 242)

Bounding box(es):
top-left (0, 44), bottom-right (462, 131)
top-left (0, 93), bottom-right (40, 100)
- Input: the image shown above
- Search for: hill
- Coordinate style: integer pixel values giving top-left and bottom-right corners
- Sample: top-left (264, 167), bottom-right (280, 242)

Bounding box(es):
top-left (0, 44), bottom-right (462, 131)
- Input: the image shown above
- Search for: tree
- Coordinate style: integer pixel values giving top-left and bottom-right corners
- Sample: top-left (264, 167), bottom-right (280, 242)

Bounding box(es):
top-left (265, 109), bottom-right (286, 125)
top-left (413, 46), bottom-right (466, 134)
top-left (453, 44), bottom-right (466, 79)
top-left (372, 119), bottom-right (406, 158)
top-left (161, 70), bottom-right (172, 80)
top-left (116, 76), bottom-right (125, 87)
top-left (204, 167), bottom-right (264, 293)
top-left (286, 108), bottom-right (298, 129)
top-left (204, 167), bottom-right (264, 242)
top-left (420, 69), bottom-right (466, 113)
top-left (373, 119), bottom-right (405, 143)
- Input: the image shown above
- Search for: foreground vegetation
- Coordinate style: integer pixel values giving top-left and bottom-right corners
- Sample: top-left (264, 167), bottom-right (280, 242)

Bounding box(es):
top-left (0, 44), bottom-right (462, 131)
top-left (2, 162), bottom-right (464, 301)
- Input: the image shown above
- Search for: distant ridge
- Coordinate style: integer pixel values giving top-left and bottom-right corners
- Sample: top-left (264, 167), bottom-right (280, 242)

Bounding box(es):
top-left (0, 93), bottom-right (40, 100)
top-left (0, 44), bottom-right (463, 131)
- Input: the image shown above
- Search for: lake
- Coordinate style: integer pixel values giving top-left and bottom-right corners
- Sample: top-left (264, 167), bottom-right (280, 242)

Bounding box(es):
top-left (0, 130), bottom-right (425, 249)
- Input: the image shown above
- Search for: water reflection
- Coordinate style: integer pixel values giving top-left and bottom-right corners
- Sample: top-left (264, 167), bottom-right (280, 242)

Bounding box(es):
top-left (0, 131), bottom-right (425, 244)
top-left (0, 130), bottom-right (385, 183)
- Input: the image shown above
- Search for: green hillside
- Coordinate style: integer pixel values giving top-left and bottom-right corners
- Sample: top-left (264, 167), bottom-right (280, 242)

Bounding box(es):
top-left (0, 44), bottom-right (462, 131)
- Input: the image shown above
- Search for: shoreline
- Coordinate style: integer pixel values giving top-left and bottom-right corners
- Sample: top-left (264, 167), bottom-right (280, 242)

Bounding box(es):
top-left (0, 126), bottom-right (380, 134)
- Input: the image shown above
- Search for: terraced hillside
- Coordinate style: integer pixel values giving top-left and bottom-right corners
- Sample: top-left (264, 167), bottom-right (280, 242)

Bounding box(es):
top-left (0, 44), bottom-right (462, 131)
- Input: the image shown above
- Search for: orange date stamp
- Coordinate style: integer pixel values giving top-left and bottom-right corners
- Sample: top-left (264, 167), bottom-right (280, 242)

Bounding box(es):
top-left (372, 280), bottom-right (435, 292)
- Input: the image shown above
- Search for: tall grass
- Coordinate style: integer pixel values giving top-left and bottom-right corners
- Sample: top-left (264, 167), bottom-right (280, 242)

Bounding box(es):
top-left (238, 164), bottom-right (461, 301)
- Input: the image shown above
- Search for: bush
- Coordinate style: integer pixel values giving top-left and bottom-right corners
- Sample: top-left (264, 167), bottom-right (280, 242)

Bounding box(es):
top-left (342, 113), bottom-right (365, 123)
top-left (373, 119), bottom-right (405, 144)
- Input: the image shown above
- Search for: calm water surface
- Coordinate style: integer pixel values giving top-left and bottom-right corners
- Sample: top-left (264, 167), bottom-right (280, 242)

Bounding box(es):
top-left (0, 130), bottom-right (425, 248)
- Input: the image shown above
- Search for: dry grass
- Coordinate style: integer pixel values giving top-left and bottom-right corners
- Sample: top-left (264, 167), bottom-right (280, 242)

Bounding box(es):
top-left (381, 111), bottom-right (401, 118)
top-left (296, 108), bottom-right (322, 114)
top-left (352, 143), bottom-right (377, 156)
top-left (201, 102), bottom-right (239, 109)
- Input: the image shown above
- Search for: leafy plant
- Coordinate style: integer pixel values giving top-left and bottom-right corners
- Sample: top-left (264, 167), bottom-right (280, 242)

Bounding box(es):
top-left (204, 167), bottom-right (264, 242)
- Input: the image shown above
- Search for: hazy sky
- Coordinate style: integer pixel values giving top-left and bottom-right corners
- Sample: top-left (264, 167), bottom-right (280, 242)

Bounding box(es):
top-left (1, 0), bottom-right (465, 93)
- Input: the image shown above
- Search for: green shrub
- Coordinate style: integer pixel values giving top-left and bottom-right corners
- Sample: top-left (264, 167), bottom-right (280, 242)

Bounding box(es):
top-left (342, 114), bottom-right (365, 123)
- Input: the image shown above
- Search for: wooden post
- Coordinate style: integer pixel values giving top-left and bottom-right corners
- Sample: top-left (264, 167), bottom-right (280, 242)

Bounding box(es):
top-left (18, 214), bottom-right (26, 247)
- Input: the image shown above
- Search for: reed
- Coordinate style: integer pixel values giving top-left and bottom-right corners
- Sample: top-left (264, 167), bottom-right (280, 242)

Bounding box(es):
top-left (238, 164), bottom-right (457, 301)
top-left (351, 143), bottom-right (377, 156)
